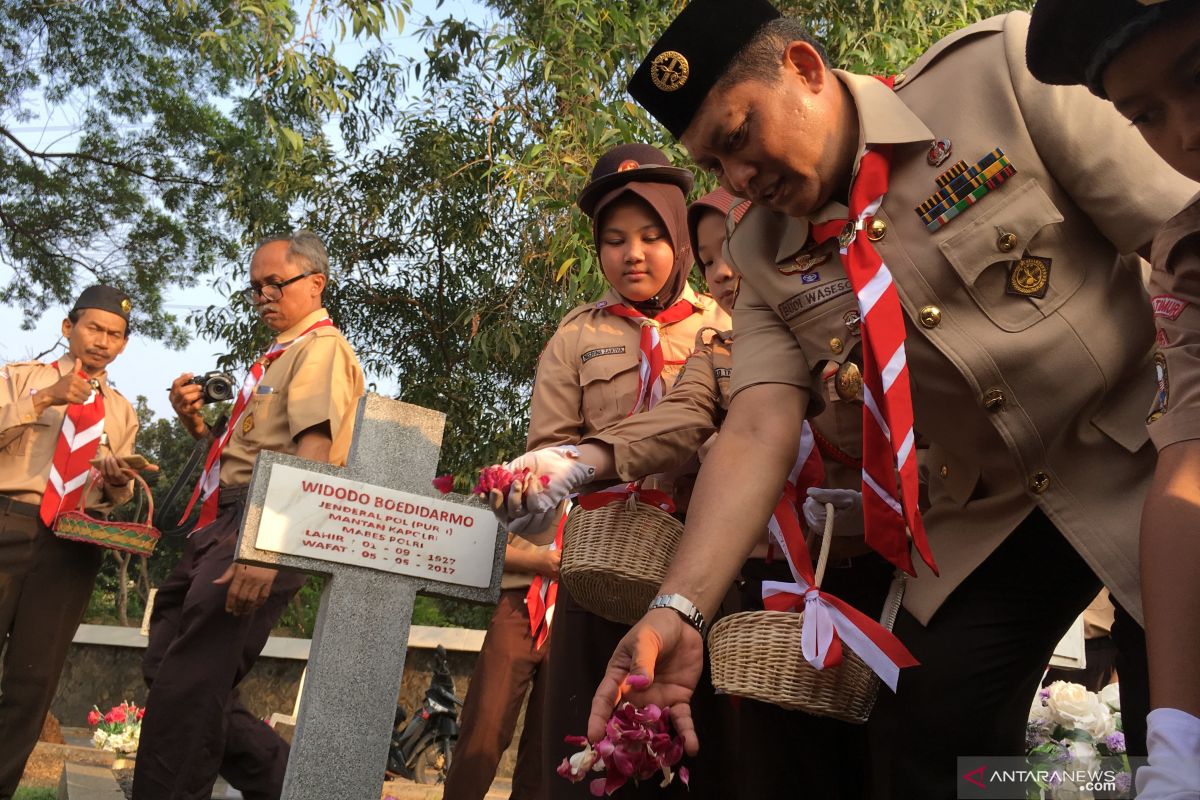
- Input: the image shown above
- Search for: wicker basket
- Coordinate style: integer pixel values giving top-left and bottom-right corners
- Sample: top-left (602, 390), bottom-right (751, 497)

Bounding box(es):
top-left (54, 472), bottom-right (160, 557)
top-left (560, 494), bottom-right (683, 625)
top-left (708, 505), bottom-right (906, 723)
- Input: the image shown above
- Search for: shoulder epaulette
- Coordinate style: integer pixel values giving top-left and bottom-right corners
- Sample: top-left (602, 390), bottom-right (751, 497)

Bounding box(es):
top-left (892, 13), bottom-right (1009, 90)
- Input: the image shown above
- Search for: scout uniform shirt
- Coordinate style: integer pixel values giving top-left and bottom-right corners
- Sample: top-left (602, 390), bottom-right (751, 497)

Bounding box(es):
top-left (0, 356), bottom-right (137, 510)
top-left (501, 532), bottom-right (552, 590)
top-left (526, 284), bottom-right (729, 453)
top-left (726, 12), bottom-right (1198, 625)
top-left (1145, 194), bottom-right (1200, 450)
top-left (217, 309), bottom-right (365, 488)
top-left (590, 327), bottom-right (870, 557)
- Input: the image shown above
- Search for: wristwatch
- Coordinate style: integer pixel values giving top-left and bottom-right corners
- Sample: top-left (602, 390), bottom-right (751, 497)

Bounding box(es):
top-left (647, 593), bottom-right (707, 639)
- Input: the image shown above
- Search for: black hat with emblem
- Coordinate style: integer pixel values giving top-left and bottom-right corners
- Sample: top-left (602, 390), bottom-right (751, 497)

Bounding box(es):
top-left (71, 285), bottom-right (133, 324)
top-left (628, 0), bottom-right (781, 139)
top-left (1027, 0), bottom-right (1191, 98)
top-left (577, 142), bottom-right (695, 217)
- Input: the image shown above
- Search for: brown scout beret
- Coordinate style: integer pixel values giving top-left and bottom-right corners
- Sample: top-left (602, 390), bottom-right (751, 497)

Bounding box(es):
top-left (627, 0), bottom-right (782, 139)
top-left (1026, 0), bottom-right (1191, 97)
top-left (577, 142), bottom-right (694, 218)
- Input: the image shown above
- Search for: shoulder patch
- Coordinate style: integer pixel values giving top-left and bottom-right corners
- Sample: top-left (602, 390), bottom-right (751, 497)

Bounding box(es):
top-left (1152, 295), bottom-right (1188, 321)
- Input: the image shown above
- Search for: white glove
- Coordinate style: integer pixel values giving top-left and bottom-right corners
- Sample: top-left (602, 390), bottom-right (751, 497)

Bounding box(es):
top-left (1136, 707), bottom-right (1200, 799)
top-left (506, 506), bottom-right (562, 539)
top-left (499, 446), bottom-right (595, 520)
top-left (802, 487), bottom-right (864, 537)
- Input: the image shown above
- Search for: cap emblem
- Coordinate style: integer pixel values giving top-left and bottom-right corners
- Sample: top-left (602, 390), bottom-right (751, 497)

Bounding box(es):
top-left (120, 298), bottom-right (133, 314)
top-left (617, 159), bottom-right (640, 172)
top-left (650, 50), bottom-right (690, 92)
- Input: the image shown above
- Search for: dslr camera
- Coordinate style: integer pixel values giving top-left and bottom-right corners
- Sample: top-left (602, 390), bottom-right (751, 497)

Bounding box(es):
top-left (188, 371), bottom-right (237, 404)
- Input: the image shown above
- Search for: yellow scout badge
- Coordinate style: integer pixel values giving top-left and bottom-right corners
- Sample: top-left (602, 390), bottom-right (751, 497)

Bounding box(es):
top-left (915, 148), bottom-right (1017, 233)
top-left (242, 413), bottom-right (255, 435)
top-left (1148, 353), bottom-right (1169, 423)
top-left (1006, 251), bottom-right (1052, 298)
top-left (650, 51), bottom-right (689, 92)
top-left (835, 361), bottom-right (864, 401)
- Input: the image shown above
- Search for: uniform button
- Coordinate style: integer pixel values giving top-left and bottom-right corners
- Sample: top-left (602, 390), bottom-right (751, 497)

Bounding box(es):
top-left (938, 465), bottom-right (949, 479)
top-left (918, 305), bottom-right (942, 328)
top-left (997, 231), bottom-right (1018, 252)
top-left (893, 72), bottom-right (908, 86)
top-left (830, 338), bottom-right (844, 354)
top-left (982, 388), bottom-right (1006, 411)
top-left (867, 219), bottom-right (888, 241)
top-left (1029, 471), bottom-right (1051, 494)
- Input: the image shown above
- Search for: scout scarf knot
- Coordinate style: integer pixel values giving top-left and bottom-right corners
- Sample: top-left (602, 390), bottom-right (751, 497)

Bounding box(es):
top-left (577, 482), bottom-right (676, 514)
top-left (810, 145), bottom-right (937, 578)
top-left (40, 374), bottom-right (106, 526)
top-left (762, 423), bottom-right (918, 692)
top-left (604, 299), bottom-right (696, 415)
top-left (178, 317), bottom-right (336, 530)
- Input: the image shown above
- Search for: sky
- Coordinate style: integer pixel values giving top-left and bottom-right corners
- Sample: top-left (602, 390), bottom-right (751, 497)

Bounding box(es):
top-left (1, 0), bottom-right (486, 420)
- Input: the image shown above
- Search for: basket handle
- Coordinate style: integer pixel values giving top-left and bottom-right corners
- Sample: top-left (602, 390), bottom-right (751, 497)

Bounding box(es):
top-left (76, 469), bottom-right (156, 526)
top-left (812, 502), bottom-right (835, 586)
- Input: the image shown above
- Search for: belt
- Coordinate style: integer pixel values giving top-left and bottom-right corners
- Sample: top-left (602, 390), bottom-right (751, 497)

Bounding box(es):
top-left (0, 495), bottom-right (40, 518)
top-left (217, 485), bottom-right (250, 509)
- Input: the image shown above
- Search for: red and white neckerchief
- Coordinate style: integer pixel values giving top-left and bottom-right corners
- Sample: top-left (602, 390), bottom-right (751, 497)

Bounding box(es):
top-left (761, 423), bottom-right (918, 691)
top-left (525, 511), bottom-right (566, 650)
top-left (603, 298), bottom-right (696, 415)
top-left (810, 142), bottom-right (937, 577)
top-left (40, 369), bottom-right (106, 526)
top-left (179, 317), bottom-right (335, 530)
top-left (577, 481), bottom-right (675, 514)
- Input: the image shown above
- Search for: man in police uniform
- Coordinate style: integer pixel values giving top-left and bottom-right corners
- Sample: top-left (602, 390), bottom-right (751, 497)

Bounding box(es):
top-left (584, 2), bottom-right (1198, 797)
top-left (133, 230), bottom-right (364, 800)
top-left (0, 285), bottom-right (139, 799)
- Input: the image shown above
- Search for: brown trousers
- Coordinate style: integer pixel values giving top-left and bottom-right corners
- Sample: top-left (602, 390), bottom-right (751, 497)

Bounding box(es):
top-left (133, 491), bottom-right (306, 800)
top-left (443, 587), bottom-right (549, 800)
top-left (0, 502), bottom-right (103, 799)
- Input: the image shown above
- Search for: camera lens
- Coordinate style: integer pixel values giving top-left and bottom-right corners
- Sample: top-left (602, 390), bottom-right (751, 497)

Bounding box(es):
top-left (208, 377), bottom-right (235, 403)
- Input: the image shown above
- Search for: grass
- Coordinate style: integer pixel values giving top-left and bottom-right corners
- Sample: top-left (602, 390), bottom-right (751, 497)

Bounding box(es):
top-left (14, 788), bottom-right (58, 800)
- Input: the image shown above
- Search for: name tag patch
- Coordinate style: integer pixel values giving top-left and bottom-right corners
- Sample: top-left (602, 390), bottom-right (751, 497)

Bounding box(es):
top-left (779, 279), bottom-right (853, 320)
top-left (714, 367), bottom-right (732, 379)
top-left (581, 346), bottom-right (626, 363)
top-left (1152, 295), bottom-right (1188, 321)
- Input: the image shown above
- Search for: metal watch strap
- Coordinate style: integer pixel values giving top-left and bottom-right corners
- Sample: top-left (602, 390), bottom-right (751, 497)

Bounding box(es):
top-left (647, 593), bottom-right (707, 639)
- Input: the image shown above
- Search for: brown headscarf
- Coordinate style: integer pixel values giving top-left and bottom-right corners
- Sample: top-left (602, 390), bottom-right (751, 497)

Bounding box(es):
top-left (591, 181), bottom-right (692, 314)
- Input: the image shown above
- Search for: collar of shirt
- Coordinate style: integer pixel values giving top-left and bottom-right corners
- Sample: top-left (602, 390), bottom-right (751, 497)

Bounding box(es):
top-left (772, 70), bottom-right (935, 265)
top-left (274, 308), bottom-right (331, 346)
top-left (595, 283), bottom-right (708, 313)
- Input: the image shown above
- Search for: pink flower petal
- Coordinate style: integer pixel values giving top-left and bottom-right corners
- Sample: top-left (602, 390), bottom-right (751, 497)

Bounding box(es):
top-left (679, 766), bottom-right (690, 786)
top-left (431, 474), bottom-right (455, 494)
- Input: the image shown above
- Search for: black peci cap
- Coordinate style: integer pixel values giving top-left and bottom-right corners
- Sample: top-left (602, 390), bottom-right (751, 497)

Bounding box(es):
top-left (577, 143), bottom-right (695, 217)
top-left (71, 285), bottom-right (133, 323)
top-left (628, 0), bottom-right (781, 139)
top-left (1027, 0), bottom-right (1187, 97)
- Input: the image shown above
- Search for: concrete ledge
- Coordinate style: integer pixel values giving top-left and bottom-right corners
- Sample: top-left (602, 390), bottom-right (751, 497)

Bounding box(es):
top-left (57, 762), bottom-right (124, 800)
top-left (20, 742), bottom-right (114, 790)
top-left (72, 623), bottom-right (485, 660)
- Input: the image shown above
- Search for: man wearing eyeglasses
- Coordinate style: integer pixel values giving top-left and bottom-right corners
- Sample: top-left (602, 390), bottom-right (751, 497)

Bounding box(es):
top-left (134, 230), bottom-right (364, 800)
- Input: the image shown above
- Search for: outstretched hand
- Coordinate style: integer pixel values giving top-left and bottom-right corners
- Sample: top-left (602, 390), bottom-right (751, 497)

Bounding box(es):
top-left (587, 608), bottom-right (706, 756)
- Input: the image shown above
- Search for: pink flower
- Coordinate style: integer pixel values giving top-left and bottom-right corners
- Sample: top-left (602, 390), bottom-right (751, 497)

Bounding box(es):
top-left (136, 708), bottom-right (145, 720)
top-left (88, 710), bottom-right (101, 726)
top-left (431, 474), bottom-right (455, 494)
top-left (107, 707), bottom-right (126, 724)
top-left (558, 702), bottom-right (688, 795)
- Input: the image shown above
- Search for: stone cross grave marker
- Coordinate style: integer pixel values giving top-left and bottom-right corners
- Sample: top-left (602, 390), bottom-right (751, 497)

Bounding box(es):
top-left (235, 393), bottom-right (505, 800)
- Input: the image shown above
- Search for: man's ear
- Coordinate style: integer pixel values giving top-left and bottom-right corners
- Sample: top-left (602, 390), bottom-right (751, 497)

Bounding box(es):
top-left (60, 317), bottom-right (73, 339)
top-left (311, 272), bottom-right (328, 297)
top-left (782, 40), bottom-right (828, 93)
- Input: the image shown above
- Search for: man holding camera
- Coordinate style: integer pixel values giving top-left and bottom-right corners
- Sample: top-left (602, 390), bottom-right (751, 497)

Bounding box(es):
top-left (134, 230), bottom-right (364, 800)
top-left (0, 285), bottom-right (139, 800)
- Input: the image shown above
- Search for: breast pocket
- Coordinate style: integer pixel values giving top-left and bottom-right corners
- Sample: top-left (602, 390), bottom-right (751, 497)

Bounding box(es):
top-left (924, 443), bottom-right (981, 509)
top-left (238, 393), bottom-right (277, 446)
top-left (937, 180), bottom-right (1071, 332)
top-left (579, 352), bottom-right (641, 430)
top-left (0, 423), bottom-right (45, 457)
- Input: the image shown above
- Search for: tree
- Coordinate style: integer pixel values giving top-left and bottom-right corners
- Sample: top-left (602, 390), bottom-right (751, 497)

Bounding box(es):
top-left (0, 0), bottom-right (409, 342)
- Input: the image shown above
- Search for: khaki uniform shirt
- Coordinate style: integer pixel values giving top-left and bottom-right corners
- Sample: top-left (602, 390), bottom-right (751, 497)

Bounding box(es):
top-left (500, 533), bottom-right (552, 591)
top-left (1146, 194), bottom-right (1200, 450)
top-left (527, 285), bottom-right (730, 452)
top-left (0, 356), bottom-right (138, 510)
top-left (218, 309), bottom-right (365, 487)
top-left (726, 13), bottom-right (1198, 625)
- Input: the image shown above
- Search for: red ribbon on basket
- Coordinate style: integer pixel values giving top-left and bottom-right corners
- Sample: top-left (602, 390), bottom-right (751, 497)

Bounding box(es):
top-left (576, 482), bottom-right (676, 514)
top-left (762, 423), bottom-right (918, 692)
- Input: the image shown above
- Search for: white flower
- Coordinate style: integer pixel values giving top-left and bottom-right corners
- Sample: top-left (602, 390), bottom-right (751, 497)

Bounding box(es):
top-left (1098, 683), bottom-right (1120, 712)
top-left (1046, 682), bottom-right (1109, 736)
top-left (1066, 740), bottom-right (1101, 771)
top-left (1029, 694), bottom-right (1054, 726)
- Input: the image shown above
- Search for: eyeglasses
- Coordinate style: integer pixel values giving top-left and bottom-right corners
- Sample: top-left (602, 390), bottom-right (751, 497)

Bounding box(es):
top-left (241, 271), bottom-right (315, 304)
